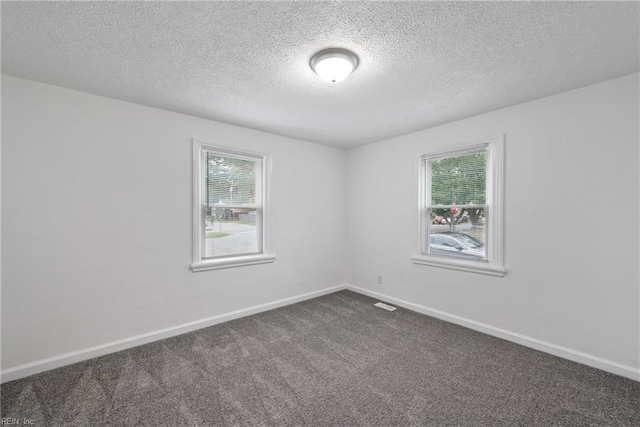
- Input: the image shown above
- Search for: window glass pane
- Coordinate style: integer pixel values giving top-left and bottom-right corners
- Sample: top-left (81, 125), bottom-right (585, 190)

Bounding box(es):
top-left (430, 151), bottom-right (486, 205)
top-left (204, 207), bottom-right (259, 258)
top-left (201, 150), bottom-right (260, 259)
top-left (426, 207), bottom-right (487, 260)
top-left (203, 151), bottom-right (256, 206)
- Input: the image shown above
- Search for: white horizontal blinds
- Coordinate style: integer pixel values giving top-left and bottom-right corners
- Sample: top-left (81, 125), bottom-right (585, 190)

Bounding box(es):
top-left (205, 150), bottom-right (257, 207)
top-left (429, 150), bottom-right (486, 206)
top-left (201, 148), bottom-right (261, 259)
top-left (426, 149), bottom-right (488, 261)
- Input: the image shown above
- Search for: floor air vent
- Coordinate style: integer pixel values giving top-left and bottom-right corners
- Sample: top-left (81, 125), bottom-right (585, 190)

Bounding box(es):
top-left (374, 302), bottom-right (397, 311)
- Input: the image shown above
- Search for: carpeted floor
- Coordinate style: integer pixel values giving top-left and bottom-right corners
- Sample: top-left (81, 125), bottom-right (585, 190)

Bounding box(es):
top-left (1, 290), bottom-right (639, 426)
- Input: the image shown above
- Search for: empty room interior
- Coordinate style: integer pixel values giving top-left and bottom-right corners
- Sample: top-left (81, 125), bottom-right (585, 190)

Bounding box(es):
top-left (1, 1), bottom-right (639, 426)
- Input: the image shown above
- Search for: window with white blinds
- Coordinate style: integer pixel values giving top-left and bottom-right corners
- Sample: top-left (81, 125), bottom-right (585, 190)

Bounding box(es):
top-left (412, 135), bottom-right (505, 276)
top-left (426, 150), bottom-right (487, 260)
top-left (191, 140), bottom-right (274, 272)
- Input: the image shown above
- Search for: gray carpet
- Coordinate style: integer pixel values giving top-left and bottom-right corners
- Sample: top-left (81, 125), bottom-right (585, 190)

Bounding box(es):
top-left (1, 290), bottom-right (639, 426)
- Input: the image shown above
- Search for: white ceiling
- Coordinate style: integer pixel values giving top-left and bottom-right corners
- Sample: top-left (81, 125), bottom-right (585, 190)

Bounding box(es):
top-left (2, 1), bottom-right (638, 149)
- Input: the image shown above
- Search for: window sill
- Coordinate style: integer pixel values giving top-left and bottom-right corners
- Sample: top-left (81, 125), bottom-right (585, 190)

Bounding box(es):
top-left (191, 254), bottom-right (276, 272)
top-left (411, 255), bottom-right (506, 277)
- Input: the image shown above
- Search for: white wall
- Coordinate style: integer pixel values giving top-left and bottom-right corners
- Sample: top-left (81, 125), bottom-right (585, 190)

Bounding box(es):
top-left (2, 73), bottom-right (639, 380)
top-left (347, 74), bottom-right (640, 372)
top-left (1, 76), bottom-right (347, 370)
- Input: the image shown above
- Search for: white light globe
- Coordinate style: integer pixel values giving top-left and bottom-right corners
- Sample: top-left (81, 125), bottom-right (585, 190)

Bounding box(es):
top-left (311, 48), bottom-right (358, 84)
top-left (315, 57), bottom-right (354, 83)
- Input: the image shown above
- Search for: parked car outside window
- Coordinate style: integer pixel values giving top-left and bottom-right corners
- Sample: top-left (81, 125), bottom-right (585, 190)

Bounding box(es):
top-left (428, 232), bottom-right (486, 260)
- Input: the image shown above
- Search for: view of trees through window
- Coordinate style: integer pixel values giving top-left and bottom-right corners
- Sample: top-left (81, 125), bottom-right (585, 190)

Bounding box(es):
top-left (204, 153), bottom-right (256, 206)
top-left (201, 150), bottom-right (260, 258)
top-left (427, 150), bottom-right (487, 260)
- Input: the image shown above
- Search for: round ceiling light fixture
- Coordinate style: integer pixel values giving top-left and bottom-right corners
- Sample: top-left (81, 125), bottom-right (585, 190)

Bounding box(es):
top-left (310, 48), bottom-right (359, 83)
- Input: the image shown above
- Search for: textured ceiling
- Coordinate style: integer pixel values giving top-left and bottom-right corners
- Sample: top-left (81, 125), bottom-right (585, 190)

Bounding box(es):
top-left (2, 1), bottom-right (638, 149)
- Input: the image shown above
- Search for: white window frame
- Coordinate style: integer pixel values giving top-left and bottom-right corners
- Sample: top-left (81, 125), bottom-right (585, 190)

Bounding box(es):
top-left (190, 139), bottom-right (275, 272)
top-left (411, 135), bottom-right (505, 277)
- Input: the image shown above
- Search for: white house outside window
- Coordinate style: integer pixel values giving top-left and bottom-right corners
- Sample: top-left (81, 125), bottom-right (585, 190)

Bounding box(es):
top-left (191, 140), bottom-right (274, 272)
top-left (412, 135), bottom-right (505, 276)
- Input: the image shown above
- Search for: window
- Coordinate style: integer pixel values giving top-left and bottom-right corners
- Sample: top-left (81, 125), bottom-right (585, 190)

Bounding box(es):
top-left (412, 135), bottom-right (505, 276)
top-left (191, 140), bottom-right (274, 271)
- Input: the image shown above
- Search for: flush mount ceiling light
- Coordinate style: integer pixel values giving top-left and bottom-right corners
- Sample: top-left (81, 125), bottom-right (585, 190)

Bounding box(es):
top-left (310, 48), bottom-right (359, 83)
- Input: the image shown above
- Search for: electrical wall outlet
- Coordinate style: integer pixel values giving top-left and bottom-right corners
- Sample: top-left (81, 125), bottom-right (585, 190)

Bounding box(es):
top-left (377, 275), bottom-right (383, 285)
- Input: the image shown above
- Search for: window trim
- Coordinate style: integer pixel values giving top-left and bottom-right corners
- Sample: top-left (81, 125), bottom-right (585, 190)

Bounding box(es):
top-left (411, 134), bottom-right (505, 277)
top-left (190, 139), bottom-right (275, 272)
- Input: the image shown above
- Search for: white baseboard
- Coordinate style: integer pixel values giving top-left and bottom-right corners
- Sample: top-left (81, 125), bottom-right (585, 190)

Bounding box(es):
top-left (0, 284), bottom-right (347, 383)
top-left (4, 284), bottom-right (638, 383)
top-left (347, 284), bottom-right (640, 382)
